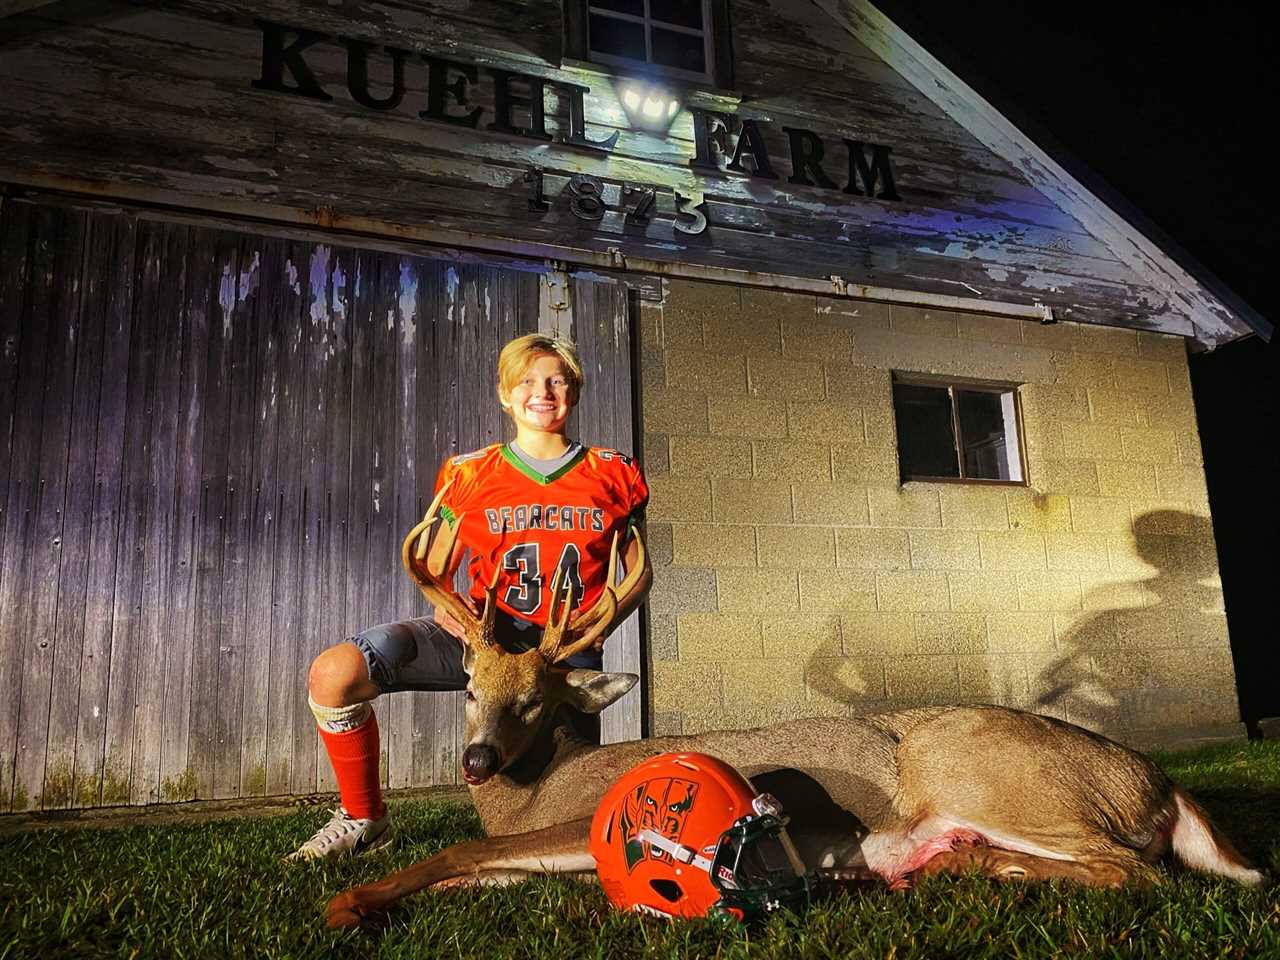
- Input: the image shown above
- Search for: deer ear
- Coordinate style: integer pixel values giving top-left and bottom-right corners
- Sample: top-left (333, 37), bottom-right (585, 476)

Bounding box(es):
top-left (462, 642), bottom-right (476, 676)
top-left (562, 670), bottom-right (637, 714)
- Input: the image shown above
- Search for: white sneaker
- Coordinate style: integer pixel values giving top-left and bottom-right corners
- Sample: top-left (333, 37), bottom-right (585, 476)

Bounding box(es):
top-left (286, 806), bottom-right (393, 862)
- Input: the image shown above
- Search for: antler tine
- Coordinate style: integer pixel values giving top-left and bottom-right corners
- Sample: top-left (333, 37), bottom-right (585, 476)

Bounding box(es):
top-left (401, 480), bottom-right (497, 647)
top-left (536, 564), bottom-right (574, 661)
top-left (541, 528), bottom-right (651, 665)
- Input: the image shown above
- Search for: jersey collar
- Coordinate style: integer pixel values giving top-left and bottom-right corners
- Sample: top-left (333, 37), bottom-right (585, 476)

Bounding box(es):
top-left (499, 443), bottom-right (588, 485)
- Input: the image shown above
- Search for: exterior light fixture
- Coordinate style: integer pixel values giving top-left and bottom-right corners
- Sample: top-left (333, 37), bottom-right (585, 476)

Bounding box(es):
top-left (617, 81), bottom-right (682, 134)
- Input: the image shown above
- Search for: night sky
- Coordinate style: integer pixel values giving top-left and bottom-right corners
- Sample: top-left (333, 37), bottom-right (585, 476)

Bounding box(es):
top-left (891, 0), bottom-right (1277, 727)
top-left (892, 0), bottom-right (1275, 328)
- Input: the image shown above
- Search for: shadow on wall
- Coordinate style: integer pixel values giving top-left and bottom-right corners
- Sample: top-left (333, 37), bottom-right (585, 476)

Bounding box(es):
top-left (1031, 509), bottom-right (1235, 742)
top-left (798, 510), bottom-right (1240, 746)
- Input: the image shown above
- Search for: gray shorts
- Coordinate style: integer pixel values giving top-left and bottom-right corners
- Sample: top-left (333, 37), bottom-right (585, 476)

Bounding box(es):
top-left (351, 614), bottom-right (603, 694)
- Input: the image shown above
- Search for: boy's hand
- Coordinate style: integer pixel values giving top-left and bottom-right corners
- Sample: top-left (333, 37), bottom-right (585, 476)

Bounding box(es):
top-left (431, 598), bottom-right (478, 645)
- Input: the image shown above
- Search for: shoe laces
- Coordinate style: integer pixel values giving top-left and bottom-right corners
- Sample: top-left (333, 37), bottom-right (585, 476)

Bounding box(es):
top-left (310, 807), bottom-right (364, 846)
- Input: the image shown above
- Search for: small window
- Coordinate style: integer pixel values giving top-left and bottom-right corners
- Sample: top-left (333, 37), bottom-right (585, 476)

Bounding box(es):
top-left (892, 376), bottom-right (1026, 484)
top-left (565, 1), bottom-right (734, 88)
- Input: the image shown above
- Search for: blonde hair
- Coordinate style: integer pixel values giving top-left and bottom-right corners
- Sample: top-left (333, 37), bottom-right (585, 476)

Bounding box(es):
top-left (496, 333), bottom-right (584, 407)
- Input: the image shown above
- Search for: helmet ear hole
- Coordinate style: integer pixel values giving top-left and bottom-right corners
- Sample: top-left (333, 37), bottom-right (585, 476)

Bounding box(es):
top-left (649, 879), bottom-right (682, 903)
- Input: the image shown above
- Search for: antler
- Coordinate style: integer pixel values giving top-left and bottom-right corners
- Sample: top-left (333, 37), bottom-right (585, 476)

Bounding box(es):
top-left (538, 528), bottom-right (651, 664)
top-left (402, 481), bottom-right (500, 647)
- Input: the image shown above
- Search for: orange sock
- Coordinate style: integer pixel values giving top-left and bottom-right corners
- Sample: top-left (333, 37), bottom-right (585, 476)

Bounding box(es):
top-left (318, 712), bottom-right (384, 821)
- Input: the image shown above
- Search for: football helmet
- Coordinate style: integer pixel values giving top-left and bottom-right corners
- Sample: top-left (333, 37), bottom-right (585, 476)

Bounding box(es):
top-left (589, 752), bottom-right (814, 922)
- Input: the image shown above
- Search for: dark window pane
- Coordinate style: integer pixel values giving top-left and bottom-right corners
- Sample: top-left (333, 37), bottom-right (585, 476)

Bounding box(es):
top-left (652, 26), bottom-right (706, 73)
top-left (651, 0), bottom-right (705, 29)
top-left (893, 383), bottom-right (959, 479)
top-left (589, 13), bottom-right (647, 60)
top-left (589, 0), bottom-right (644, 15)
top-left (956, 389), bottom-right (1022, 480)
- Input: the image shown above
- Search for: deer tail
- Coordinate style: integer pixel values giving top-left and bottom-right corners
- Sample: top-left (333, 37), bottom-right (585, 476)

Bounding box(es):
top-left (1168, 789), bottom-right (1265, 885)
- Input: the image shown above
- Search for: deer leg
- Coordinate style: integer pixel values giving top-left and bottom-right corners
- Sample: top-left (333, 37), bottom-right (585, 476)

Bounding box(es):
top-left (914, 843), bottom-right (1162, 887)
top-left (325, 817), bottom-right (594, 929)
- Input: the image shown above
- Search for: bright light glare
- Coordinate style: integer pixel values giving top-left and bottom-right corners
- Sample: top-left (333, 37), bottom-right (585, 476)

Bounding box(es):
top-left (623, 88), bottom-right (641, 111)
top-left (667, 100), bottom-right (679, 118)
top-left (642, 97), bottom-right (663, 118)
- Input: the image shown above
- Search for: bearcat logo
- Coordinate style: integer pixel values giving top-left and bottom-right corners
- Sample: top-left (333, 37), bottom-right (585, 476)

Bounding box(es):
top-left (618, 776), bottom-right (699, 871)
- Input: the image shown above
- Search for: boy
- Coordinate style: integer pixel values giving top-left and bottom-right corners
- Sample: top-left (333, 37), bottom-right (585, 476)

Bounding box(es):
top-left (289, 333), bottom-right (648, 860)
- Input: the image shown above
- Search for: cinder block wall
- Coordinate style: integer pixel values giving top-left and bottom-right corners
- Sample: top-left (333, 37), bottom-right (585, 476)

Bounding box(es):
top-left (638, 278), bottom-right (1241, 748)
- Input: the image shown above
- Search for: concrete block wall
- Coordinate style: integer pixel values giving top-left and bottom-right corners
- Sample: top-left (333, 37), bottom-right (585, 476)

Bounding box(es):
top-left (638, 277), bottom-right (1242, 748)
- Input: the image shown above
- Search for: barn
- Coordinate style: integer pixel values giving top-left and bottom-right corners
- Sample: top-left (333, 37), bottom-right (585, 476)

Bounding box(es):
top-left (0, 0), bottom-right (1267, 811)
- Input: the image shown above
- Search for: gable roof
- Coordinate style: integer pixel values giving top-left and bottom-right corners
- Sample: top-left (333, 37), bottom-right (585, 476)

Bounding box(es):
top-left (815, 0), bottom-right (1269, 350)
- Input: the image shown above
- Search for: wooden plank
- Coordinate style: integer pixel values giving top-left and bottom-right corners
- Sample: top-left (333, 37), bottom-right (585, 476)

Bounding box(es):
top-left (288, 240), bottom-right (334, 795)
top-left (185, 228), bottom-right (236, 799)
top-left (156, 222), bottom-right (208, 802)
top-left (365, 249), bottom-right (400, 790)
top-left (43, 211), bottom-right (122, 809)
top-left (342, 245), bottom-right (378, 789)
top-left (238, 236), bottom-right (284, 797)
top-left (388, 252), bottom-right (422, 790)
top-left (129, 218), bottom-right (182, 805)
top-left (313, 239), bottom-right (355, 795)
top-left (427, 259), bottom-right (468, 787)
top-left (0, 203), bottom-right (54, 812)
top-left (14, 205), bottom-right (85, 810)
top-left (0, 198), bottom-right (33, 812)
top-left (106, 216), bottom-right (164, 806)
top-left (208, 234), bottom-right (260, 798)
top-left (264, 239), bottom-right (307, 797)
top-left (406, 257), bottom-right (439, 789)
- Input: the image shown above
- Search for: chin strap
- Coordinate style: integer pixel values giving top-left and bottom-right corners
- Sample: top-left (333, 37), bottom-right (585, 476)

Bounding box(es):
top-left (636, 829), bottom-right (715, 873)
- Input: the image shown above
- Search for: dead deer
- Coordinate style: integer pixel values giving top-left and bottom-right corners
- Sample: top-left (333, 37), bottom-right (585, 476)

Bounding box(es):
top-left (324, 492), bottom-right (1264, 927)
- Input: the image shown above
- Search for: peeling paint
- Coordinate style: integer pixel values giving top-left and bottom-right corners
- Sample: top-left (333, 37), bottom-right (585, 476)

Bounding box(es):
top-left (238, 250), bottom-right (261, 303)
top-left (985, 266), bottom-right (1010, 282)
top-left (286, 259), bottom-right (301, 295)
top-left (398, 261), bottom-right (418, 345)
top-left (218, 262), bottom-right (235, 336)
top-left (445, 266), bottom-right (460, 325)
top-left (331, 259), bottom-right (348, 326)
top-left (309, 246), bottom-right (331, 327)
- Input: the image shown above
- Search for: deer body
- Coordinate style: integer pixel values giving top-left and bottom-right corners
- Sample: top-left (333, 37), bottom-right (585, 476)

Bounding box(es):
top-left (324, 503), bottom-right (1264, 928)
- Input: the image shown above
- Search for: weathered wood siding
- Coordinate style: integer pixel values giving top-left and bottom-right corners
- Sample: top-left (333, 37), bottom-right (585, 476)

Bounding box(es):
top-left (0, 194), bottom-right (639, 809)
top-left (0, 0), bottom-right (1200, 339)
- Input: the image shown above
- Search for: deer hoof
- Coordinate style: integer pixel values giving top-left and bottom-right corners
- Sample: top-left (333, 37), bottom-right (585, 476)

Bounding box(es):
top-left (325, 892), bottom-right (369, 930)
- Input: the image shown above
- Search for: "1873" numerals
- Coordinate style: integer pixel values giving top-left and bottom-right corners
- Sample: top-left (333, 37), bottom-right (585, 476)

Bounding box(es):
top-left (526, 170), bottom-right (708, 235)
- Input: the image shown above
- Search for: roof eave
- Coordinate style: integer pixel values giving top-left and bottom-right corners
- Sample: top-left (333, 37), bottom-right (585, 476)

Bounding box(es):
top-left (815, 0), bottom-right (1269, 351)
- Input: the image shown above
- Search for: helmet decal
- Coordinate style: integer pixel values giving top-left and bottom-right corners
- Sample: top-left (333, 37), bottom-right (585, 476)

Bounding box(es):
top-left (619, 777), bottom-right (699, 871)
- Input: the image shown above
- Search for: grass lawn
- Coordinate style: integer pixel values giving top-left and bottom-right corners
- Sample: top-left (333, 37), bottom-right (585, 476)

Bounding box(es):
top-left (2, 741), bottom-right (1278, 959)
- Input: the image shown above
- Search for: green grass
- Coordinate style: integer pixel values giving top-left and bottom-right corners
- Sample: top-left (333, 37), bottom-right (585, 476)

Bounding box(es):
top-left (3, 742), bottom-right (1278, 959)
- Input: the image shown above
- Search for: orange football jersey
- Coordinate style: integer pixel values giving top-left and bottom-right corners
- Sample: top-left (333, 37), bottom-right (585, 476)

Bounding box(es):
top-left (432, 443), bottom-right (648, 625)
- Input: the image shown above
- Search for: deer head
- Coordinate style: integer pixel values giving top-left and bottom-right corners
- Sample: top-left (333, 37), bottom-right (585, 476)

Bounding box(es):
top-left (402, 484), bottom-right (648, 785)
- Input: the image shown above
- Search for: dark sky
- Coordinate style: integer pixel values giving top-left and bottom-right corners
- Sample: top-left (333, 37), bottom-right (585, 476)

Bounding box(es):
top-left (893, 0), bottom-right (1276, 333)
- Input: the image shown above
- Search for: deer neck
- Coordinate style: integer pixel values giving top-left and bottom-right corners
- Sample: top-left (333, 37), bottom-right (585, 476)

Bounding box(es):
top-left (466, 713), bottom-right (594, 834)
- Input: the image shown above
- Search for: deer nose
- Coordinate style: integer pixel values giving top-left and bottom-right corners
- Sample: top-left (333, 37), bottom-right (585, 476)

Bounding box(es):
top-left (462, 743), bottom-right (500, 783)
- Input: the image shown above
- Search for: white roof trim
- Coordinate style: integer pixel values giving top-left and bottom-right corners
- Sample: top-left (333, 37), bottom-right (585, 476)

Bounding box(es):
top-left (813, 0), bottom-right (1259, 349)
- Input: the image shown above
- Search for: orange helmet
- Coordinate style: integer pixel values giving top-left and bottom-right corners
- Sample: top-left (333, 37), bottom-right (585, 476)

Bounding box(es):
top-left (589, 752), bottom-right (812, 922)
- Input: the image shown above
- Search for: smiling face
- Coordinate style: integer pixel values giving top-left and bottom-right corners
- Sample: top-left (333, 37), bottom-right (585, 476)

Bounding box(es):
top-left (501, 353), bottom-right (576, 441)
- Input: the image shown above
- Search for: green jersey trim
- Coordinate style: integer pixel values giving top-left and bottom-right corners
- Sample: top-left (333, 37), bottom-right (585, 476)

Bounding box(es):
top-left (499, 443), bottom-right (589, 485)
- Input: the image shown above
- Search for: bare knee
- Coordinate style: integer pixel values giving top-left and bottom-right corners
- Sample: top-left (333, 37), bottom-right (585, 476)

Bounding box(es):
top-left (309, 643), bottom-right (378, 706)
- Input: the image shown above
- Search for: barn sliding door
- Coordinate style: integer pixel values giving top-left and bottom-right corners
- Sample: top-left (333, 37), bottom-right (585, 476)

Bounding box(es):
top-left (0, 193), bottom-right (641, 809)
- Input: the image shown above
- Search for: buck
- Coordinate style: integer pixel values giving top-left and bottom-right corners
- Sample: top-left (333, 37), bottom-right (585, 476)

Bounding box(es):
top-left (324, 491), bottom-right (1264, 927)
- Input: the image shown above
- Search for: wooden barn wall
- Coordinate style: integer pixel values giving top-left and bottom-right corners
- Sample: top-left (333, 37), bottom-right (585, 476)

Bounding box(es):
top-left (0, 0), bottom-right (1188, 337)
top-left (0, 194), bottom-right (638, 810)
